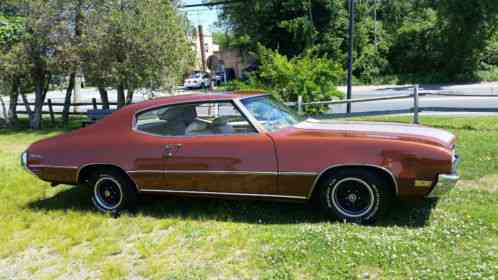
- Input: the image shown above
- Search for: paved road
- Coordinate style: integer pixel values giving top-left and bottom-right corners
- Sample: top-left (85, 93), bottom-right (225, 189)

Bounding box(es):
top-left (1, 83), bottom-right (498, 118)
top-left (331, 83), bottom-right (498, 116)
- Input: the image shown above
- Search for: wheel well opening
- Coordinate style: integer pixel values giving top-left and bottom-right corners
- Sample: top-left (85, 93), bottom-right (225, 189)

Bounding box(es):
top-left (310, 166), bottom-right (397, 201)
top-left (77, 164), bottom-right (137, 190)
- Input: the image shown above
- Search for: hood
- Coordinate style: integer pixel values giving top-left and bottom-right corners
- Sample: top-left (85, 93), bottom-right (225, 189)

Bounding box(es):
top-left (294, 119), bottom-right (456, 149)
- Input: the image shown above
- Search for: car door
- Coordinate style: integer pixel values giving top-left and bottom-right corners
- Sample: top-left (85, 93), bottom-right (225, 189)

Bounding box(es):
top-left (136, 100), bottom-right (278, 195)
top-left (127, 132), bottom-right (170, 190)
top-left (130, 105), bottom-right (192, 190)
top-left (164, 133), bottom-right (277, 195)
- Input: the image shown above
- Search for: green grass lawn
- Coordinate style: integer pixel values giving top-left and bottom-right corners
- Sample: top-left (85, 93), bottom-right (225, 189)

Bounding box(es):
top-left (0, 116), bottom-right (497, 279)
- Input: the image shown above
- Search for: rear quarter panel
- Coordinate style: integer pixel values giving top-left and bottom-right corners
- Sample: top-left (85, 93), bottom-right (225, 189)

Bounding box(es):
top-left (27, 109), bottom-right (141, 184)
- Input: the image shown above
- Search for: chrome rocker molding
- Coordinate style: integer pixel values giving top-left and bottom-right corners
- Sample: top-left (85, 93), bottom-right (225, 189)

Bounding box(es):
top-left (307, 164), bottom-right (399, 198)
top-left (128, 170), bottom-right (317, 176)
top-left (140, 188), bottom-right (307, 200)
top-left (29, 164), bottom-right (78, 169)
top-left (128, 170), bottom-right (278, 176)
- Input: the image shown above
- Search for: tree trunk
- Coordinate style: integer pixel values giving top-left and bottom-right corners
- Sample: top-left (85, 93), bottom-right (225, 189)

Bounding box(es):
top-left (126, 88), bottom-right (134, 105)
top-left (98, 87), bottom-right (110, 109)
top-left (29, 74), bottom-right (50, 130)
top-left (117, 83), bottom-right (125, 108)
top-left (62, 73), bottom-right (76, 127)
top-left (29, 81), bottom-right (44, 129)
top-left (7, 82), bottom-right (19, 126)
top-left (20, 91), bottom-right (32, 118)
top-left (0, 96), bottom-right (7, 124)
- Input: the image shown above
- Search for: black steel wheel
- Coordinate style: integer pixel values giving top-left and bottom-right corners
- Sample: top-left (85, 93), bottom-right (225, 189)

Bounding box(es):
top-left (319, 169), bottom-right (392, 224)
top-left (90, 170), bottom-right (137, 214)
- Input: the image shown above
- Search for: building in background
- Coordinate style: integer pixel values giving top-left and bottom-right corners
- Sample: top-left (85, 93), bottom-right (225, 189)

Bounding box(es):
top-left (190, 26), bottom-right (219, 73)
top-left (188, 25), bottom-right (257, 80)
top-left (212, 49), bottom-right (257, 79)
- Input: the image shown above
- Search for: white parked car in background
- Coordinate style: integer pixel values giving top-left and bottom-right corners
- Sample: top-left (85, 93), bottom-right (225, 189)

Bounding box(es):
top-left (184, 72), bottom-right (210, 89)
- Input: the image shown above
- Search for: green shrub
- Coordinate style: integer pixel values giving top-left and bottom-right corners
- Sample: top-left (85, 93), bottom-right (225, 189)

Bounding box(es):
top-left (257, 46), bottom-right (344, 114)
top-left (221, 78), bottom-right (266, 92)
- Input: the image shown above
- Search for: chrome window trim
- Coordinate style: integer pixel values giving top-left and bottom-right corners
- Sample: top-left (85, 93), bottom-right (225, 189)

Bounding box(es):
top-left (237, 94), bottom-right (303, 133)
top-left (233, 98), bottom-right (268, 133)
top-left (140, 188), bottom-right (307, 200)
top-left (307, 164), bottom-right (399, 198)
top-left (131, 99), bottom-right (263, 137)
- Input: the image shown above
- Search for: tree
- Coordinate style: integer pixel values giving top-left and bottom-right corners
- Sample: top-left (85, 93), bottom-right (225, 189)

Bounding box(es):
top-left (437, 0), bottom-right (498, 79)
top-left (217, 0), bottom-right (344, 59)
top-left (81, 0), bottom-right (194, 108)
top-left (0, 14), bottom-right (26, 127)
top-left (217, 0), bottom-right (498, 84)
top-left (216, 0), bottom-right (389, 83)
top-left (62, 0), bottom-right (86, 127)
top-left (0, 0), bottom-right (78, 129)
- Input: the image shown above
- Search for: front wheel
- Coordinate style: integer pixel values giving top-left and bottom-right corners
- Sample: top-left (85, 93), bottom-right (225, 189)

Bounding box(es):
top-left (90, 171), bottom-right (137, 213)
top-left (319, 169), bottom-right (392, 224)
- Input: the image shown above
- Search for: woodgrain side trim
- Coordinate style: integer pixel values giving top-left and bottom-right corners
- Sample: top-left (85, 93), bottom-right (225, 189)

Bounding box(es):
top-left (30, 165), bottom-right (79, 185)
top-left (140, 188), bottom-right (307, 200)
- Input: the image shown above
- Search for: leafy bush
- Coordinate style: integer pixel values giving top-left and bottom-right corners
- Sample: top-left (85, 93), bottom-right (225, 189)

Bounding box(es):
top-left (256, 46), bottom-right (344, 114)
top-left (221, 78), bottom-right (266, 92)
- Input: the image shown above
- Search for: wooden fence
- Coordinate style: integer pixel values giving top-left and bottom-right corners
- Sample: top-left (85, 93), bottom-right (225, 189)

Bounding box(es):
top-left (15, 85), bottom-right (498, 126)
top-left (16, 98), bottom-right (120, 125)
top-left (289, 85), bottom-right (498, 124)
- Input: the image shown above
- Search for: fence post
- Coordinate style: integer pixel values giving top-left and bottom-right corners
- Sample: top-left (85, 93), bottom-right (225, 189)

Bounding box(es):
top-left (92, 98), bottom-right (97, 110)
top-left (297, 95), bottom-right (303, 115)
top-left (47, 99), bottom-right (55, 126)
top-left (413, 84), bottom-right (419, 124)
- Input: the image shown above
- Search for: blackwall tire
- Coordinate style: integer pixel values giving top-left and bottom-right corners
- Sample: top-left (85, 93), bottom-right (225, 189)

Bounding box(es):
top-left (90, 171), bottom-right (137, 214)
top-left (319, 169), bottom-right (392, 224)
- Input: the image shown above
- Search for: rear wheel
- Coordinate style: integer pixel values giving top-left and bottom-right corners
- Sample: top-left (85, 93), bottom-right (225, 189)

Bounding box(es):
top-left (90, 170), bottom-right (137, 213)
top-left (319, 169), bottom-right (392, 224)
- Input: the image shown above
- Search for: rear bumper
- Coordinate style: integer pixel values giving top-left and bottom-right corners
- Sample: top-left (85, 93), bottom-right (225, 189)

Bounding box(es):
top-left (427, 156), bottom-right (460, 198)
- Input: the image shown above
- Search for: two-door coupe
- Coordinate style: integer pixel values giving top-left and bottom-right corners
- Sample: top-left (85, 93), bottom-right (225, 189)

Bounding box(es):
top-left (21, 92), bottom-right (460, 223)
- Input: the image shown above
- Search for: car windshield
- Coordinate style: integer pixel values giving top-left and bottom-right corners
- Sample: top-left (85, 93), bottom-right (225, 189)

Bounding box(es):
top-left (190, 73), bottom-right (203, 79)
top-left (241, 95), bottom-right (304, 132)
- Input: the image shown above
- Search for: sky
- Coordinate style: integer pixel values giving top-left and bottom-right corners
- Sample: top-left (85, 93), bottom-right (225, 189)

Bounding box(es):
top-left (181, 0), bottom-right (221, 34)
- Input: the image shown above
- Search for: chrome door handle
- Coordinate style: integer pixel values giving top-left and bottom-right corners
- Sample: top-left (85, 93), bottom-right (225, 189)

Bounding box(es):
top-left (164, 144), bottom-right (182, 157)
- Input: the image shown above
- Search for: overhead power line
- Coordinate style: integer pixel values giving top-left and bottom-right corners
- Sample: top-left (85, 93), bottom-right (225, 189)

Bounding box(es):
top-left (179, 0), bottom-right (244, 9)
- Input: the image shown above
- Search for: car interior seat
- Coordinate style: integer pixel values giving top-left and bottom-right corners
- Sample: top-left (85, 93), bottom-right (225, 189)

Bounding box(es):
top-left (159, 105), bottom-right (196, 135)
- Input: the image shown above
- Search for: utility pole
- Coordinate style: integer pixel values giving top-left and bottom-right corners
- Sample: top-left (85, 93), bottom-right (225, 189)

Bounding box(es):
top-left (346, 0), bottom-right (355, 114)
top-left (198, 25), bottom-right (207, 72)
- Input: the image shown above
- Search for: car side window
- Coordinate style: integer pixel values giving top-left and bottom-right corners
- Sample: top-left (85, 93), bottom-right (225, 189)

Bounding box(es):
top-left (135, 101), bottom-right (257, 136)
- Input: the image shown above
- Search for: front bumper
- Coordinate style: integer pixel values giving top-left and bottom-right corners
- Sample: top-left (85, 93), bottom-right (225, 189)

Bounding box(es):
top-left (427, 173), bottom-right (459, 197)
top-left (20, 151), bottom-right (36, 176)
top-left (427, 155), bottom-right (460, 198)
